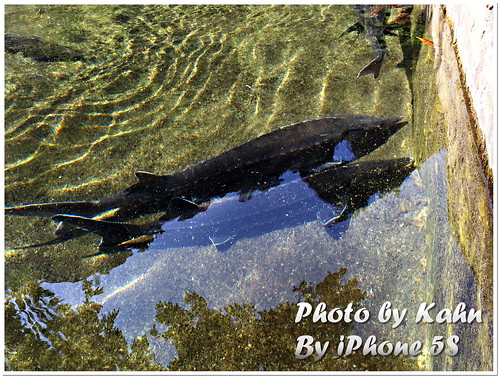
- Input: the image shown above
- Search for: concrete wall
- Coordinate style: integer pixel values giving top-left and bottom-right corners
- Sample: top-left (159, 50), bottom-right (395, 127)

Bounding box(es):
top-left (428, 0), bottom-right (494, 311)
top-left (411, 4), bottom-right (495, 370)
top-left (442, 4), bottom-right (496, 178)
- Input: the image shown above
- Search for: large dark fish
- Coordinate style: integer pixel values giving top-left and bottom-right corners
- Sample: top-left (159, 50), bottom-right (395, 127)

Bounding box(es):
top-left (51, 157), bottom-right (415, 254)
top-left (6, 115), bottom-right (406, 224)
top-left (5, 32), bottom-right (84, 62)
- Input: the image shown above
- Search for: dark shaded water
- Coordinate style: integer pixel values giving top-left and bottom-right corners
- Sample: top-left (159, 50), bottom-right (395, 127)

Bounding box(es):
top-left (4, 5), bottom-right (493, 371)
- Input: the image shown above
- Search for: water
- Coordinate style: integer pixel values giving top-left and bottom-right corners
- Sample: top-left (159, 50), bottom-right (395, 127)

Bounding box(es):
top-left (4, 5), bottom-right (493, 371)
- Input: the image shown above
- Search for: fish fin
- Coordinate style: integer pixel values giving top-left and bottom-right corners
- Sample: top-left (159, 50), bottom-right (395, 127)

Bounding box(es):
top-left (316, 204), bottom-right (348, 226)
top-left (357, 52), bottom-right (386, 79)
top-left (208, 234), bottom-right (236, 252)
top-left (339, 21), bottom-right (364, 38)
top-left (131, 171), bottom-right (172, 194)
top-left (135, 171), bottom-right (163, 183)
top-left (8, 224), bottom-right (91, 250)
top-left (165, 197), bottom-right (206, 221)
top-left (323, 218), bottom-right (351, 240)
top-left (170, 197), bottom-right (204, 211)
top-left (5, 200), bottom-right (101, 218)
top-left (52, 214), bottom-right (163, 248)
top-left (310, 161), bottom-right (343, 173)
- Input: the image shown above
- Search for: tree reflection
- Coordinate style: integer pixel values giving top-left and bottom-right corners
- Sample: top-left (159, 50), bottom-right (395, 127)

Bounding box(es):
top-left (5, 280), bottom-right (163, 371)
top-left (152, 268), bottom-right (419, 371)
top-left (5, 269), bottom-right (418, 371)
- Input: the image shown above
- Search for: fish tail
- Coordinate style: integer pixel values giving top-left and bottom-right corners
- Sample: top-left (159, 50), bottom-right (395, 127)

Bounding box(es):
top-left (5, 200), bottom-right (102, 218)
top-left (357, 52), bottom-right (386, 79)
top-left (52, 214), bottom-right (163, 250)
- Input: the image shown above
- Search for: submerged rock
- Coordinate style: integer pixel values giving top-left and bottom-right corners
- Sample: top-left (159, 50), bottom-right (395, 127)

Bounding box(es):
top-left (5, 32), bottom-right (84, 62)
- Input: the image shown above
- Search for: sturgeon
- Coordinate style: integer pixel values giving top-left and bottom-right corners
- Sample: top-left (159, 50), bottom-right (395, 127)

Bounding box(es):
top-left (6, 115), bottom-right (406, 224)
top-left (50, 157), bottom-right (415, 254)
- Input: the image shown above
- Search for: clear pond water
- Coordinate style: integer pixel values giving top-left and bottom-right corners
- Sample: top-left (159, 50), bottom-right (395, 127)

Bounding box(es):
top-left (4, 5), bottom-right (493, 371)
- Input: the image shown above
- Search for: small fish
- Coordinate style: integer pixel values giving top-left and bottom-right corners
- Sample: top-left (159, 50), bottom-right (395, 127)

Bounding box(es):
top-left (340, 5), bottom-right (389, 79)
top-left (416, 36), bottom-right (435, 46)
top-left (341, 5), bottom-right (413, 79)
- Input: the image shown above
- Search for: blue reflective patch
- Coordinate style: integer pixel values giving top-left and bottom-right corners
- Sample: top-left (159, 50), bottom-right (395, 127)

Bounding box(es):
top-left (333, 140), bottom-right (356, 162)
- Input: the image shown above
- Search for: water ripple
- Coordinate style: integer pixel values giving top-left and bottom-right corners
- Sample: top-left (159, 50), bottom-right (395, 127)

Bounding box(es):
top-left (5, 4), bottom-right (410, 206)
